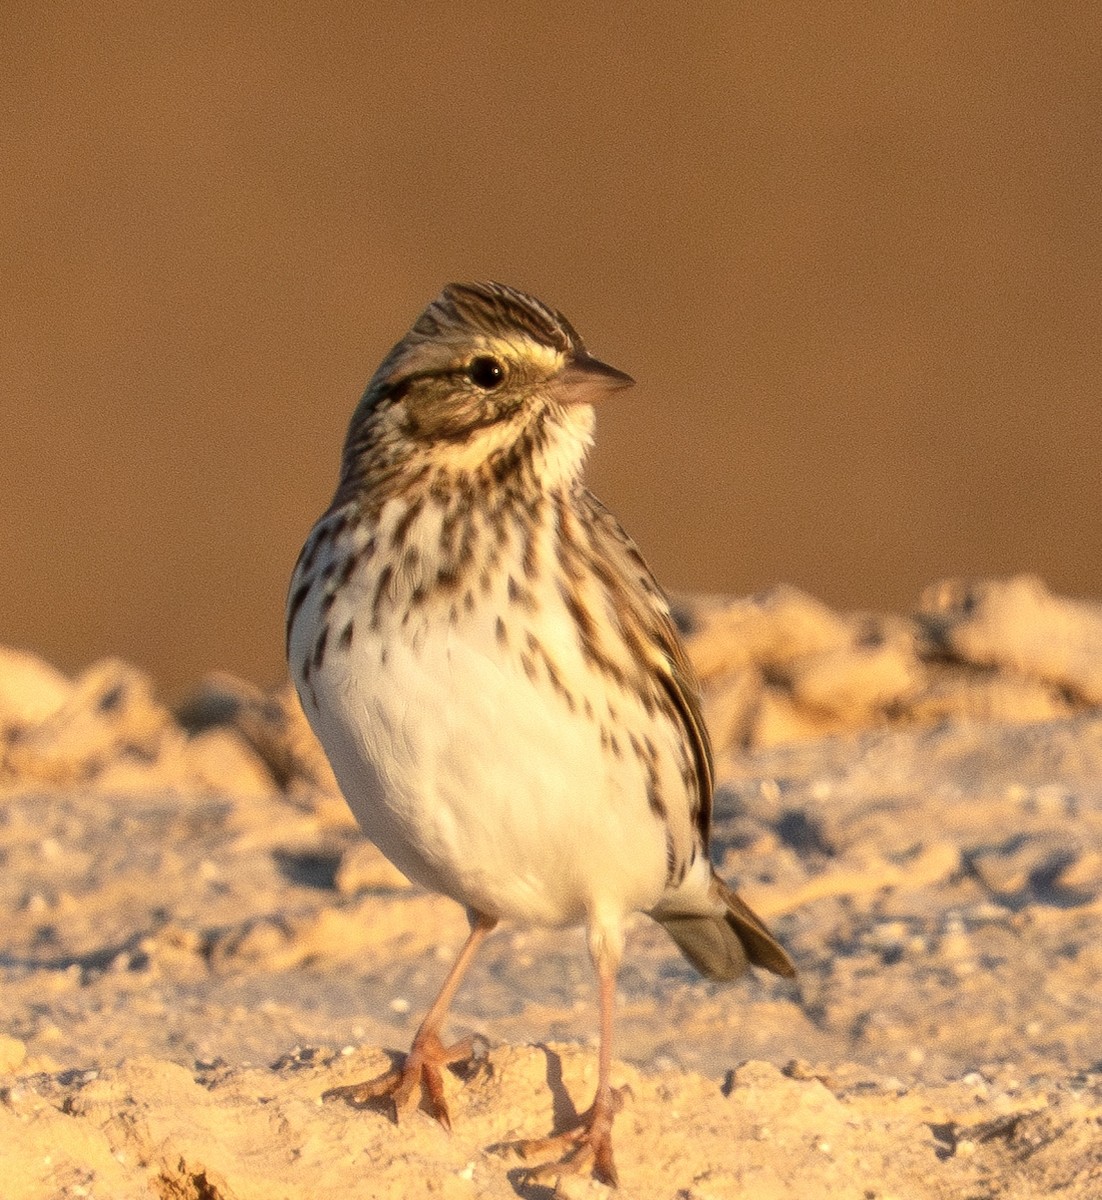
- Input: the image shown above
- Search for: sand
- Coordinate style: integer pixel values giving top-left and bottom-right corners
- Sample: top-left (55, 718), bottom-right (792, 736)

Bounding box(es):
top-left (2, 576), bottom-right (1100, 1198)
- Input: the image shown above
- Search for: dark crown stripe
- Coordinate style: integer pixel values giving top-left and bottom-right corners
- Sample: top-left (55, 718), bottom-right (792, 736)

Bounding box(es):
top-left (419, 282), bottom-right (575, 355)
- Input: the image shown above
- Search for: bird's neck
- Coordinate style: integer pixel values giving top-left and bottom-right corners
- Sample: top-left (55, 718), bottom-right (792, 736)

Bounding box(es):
top-left (334, 403), bottom-right (595, 521)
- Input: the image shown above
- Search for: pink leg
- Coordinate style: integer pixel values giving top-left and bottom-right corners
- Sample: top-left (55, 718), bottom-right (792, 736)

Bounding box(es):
top-left (519, 936), bottom-right (624, 1186)
top-left (325, 911), bottom-right (497, 1130)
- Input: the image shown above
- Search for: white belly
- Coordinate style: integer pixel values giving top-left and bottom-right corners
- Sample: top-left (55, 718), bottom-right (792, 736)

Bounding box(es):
top-left (321, 625), bottom-right (670, 925)
top-left (292, 571), bottom-right (677, 929)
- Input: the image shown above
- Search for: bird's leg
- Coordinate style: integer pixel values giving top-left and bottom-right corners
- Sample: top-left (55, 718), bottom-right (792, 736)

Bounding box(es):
top-left (324, 910), bottom-right (496, 1130)
top-left (519, 929), bottom-right (624, 1186)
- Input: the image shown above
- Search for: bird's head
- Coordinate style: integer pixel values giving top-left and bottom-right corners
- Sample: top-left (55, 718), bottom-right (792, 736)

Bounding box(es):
top-left (336, 282), bottom-right (633, 502)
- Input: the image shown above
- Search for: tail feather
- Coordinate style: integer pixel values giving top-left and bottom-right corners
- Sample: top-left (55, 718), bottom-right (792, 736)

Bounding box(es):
top-left (656, 872), bottom-right (796, 982)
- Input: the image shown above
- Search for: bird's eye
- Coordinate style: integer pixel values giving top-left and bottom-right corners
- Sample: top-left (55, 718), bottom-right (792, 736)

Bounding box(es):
top-left (467, 356), bottom-right (505, 390)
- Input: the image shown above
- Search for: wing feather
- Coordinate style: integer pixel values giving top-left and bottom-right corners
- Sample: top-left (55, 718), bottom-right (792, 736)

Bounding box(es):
top-left (576, 490), bottom-right (715, 848)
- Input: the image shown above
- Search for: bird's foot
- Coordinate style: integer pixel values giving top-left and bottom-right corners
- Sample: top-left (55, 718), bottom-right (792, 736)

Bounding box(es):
top-left (323, 1029), bottom-right (484, 1131)
top-left (514, 1085), bottom-right (628, 1188)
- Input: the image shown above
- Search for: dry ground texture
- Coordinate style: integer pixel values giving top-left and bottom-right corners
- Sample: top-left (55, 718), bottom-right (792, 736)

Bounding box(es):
top-left (2, 575), bottom-right (1101, 1198)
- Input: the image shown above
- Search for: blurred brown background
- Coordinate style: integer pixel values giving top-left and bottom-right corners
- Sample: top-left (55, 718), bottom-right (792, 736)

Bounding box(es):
top-left (2, 2), bottom-right (1099, 696)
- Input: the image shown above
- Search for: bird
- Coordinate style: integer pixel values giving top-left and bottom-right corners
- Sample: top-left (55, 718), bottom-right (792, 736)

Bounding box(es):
top-left (285, 281), bottom-right (795, 1185)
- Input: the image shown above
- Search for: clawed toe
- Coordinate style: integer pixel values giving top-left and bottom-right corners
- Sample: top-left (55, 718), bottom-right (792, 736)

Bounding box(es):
top-left (323, 1032), bottom-right (483, 1130)
top-left (518, 1129), bottom-right (618, 1188)
top-left (322, 1067), bottom-right (404, 1107)
top-left (511, 1087), bottom-right (627, 1188)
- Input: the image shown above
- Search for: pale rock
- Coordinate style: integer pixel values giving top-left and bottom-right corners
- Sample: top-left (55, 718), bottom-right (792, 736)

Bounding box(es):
top-left (920, 574), bottom-right (1102, 703)
top-left (334, 839), bottom-right (413, 894)
top-left (183, 727), bottom-right (277, 798)
top-left (0, 647), bottom-right (72, 731)
top-left (0, 1034), bottom-right (27, 1073)
top-left (4, 659), bottom-right (171, 785)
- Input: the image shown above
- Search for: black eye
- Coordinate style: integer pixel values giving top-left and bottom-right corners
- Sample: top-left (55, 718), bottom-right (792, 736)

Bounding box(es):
top-left (467, 356), bottom-right (505, 390)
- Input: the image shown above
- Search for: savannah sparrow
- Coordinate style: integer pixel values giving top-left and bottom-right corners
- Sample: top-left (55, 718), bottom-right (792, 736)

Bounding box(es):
top-left (286, 282), bottom-right (794, 1185)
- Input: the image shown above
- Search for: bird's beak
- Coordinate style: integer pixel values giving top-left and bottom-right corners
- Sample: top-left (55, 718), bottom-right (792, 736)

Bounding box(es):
top-left (552, 351), bottom-right (635, 406)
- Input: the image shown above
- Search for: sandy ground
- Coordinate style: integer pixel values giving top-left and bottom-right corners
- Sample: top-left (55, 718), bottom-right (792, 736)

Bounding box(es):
top-left (2, 576), bottom-right (1101, 1198)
